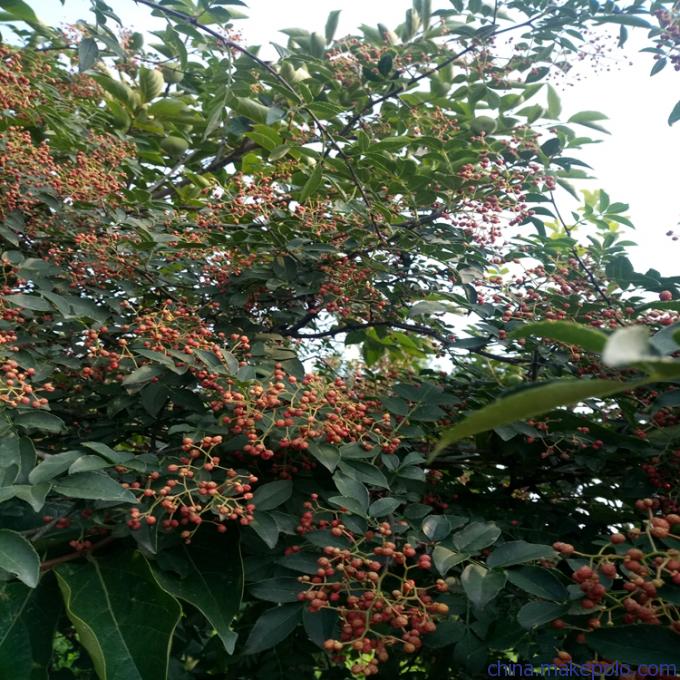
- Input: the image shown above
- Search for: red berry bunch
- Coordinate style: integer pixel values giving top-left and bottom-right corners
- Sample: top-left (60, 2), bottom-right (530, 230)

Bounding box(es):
top-left (553, 502), bottom-right (680, 634)
top-left (295, 512), bottom-right (449, 676)
top-left (0, 359), bottom-right (54, 408)
top-left (125, 435), bottom-right (258, 542)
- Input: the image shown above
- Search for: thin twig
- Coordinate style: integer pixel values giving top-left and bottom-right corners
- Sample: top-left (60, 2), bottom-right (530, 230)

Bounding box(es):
top-left (24, 505), bottom-right (75, 542)
top-left (549, 192), bottom-right (617, 312)
top-left (40, 535), bottom-right (116, 571)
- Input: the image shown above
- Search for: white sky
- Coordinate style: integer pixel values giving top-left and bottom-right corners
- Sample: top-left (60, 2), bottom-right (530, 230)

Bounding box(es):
top-left (35, 0), bottom-right (680, 277)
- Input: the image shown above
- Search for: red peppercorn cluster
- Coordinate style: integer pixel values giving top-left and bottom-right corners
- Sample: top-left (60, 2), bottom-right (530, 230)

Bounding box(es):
top-left (317, 257), bottom-right (386, 318)
top-left (552, 503), bottom-right (680, 634)
top-left (295, 508), bottom-right (449, 676)
top-left (125, 435), bottom-right (258, 542)
top-left (642, 450), bottom-right (680, 512)
top-left (0, 359), bottom-right (54, 409)
top-left (205, 366), bottom-right (401, 461)
top-left (0, 127), bottom-right (130, 224)
top-left (654, 8), bottom-right (680, 70)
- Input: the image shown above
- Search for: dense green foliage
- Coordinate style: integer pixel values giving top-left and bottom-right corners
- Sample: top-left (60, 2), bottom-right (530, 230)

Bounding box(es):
top-left (0, 0), bottom-right (679, 677)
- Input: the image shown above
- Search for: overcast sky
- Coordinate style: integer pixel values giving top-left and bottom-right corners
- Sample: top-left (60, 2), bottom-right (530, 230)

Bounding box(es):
top-left (36, 0), bottom-right (680, 277)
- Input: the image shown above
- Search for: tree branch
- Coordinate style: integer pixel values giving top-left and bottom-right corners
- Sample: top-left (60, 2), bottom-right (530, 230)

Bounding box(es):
top-left (285, 319), bottom-right (526, 364)
top-left (40, 535), bottom-right (115, 572)
top-left (150, 139), bottom-right (257, 199)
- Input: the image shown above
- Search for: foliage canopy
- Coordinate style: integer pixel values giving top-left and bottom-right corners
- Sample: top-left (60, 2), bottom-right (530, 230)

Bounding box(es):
top-left (0, 0), bottom-right (679, 677)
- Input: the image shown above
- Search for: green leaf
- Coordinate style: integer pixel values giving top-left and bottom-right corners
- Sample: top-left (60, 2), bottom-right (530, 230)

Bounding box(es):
top-left (68, 454), bottom-right (112, 474)
top-left (13, 483), bottom-right (50, 512)
top-left (194, 348), bottom-right (231, 374)
top-left (567, 110), bottom-right (609, 132)
top-left (0, 435), bottom-right (20, 477)
top-left (508, 321), bottom-right (607, 353)
top-left (587, 625), bottom-right (680, 664)
top-left (453, 630), bottom-right (487, 673)
top-left (486, 541), bottom-right (556, 568)
top-left (517, 601), bottom-right (568, 629)
top-left (204, 92), bottom-right (227, 137)
top-left (461, 564), bottom-right (506, 609)
top-left (338, 460), bottom-right (389, 488)
top-left (595, 14), bottom-right (652, 28)
top-left (139, 67), bottom-right (164, 102)
top-left (378, 52), bottom-right (393, 77)
top-left (299, 163), bottom-right (323, 202)
top-left (108, 92), bottom-right (137, 124)
top-left (244, 603), bottom-right (302, 654)
top-left (546, 84), bottom-right (561, 119)
top-left (328, 495), bottom-right (368, 517)
top-left (135, 349), bottom-right (178, 370)
top-left (150, 532), bottom-right (242, 654)
top-left (0, 486), bottom-right (17, 503)
top-left (4, 293), bottom-right (51, 311)
top-left (606, 255), bottom-right (635, 287)
top-left (332, 472), bottom-right (369, 512)
top-left (141, 382), bottom-right (169, 417)
top-left (28, 450), bottom-right (82, 484)
top-left (410, 403), bottom-right (446, 422)
top-left (268, 144), bottom-right (290, 160)
top-left (0, 0), bottom-right (40, 24)
top-left (245, 125), bottom-right (282, 152)
top-left (0, 576), bottom-right (62, 678)
top-left (14, 410), bottom-right (65, 433)
top-left (56, 551), bottom-right (181, 680)
top-left (325, 9), bottom-right (340, 43)
top-left (122, 364), bottom-right (164, 391)
top-left (80, 441), bottom-right (130, 462)
top-left (276, 552), bottom-right (319, 574)
top-left (78, 37), bottom-right (99, 72)
top-left (652, 322), bottom-right (680, 355)
top-left (432, 546), bottom-right (469, 576)
top-left (505, 567), bottom-right (568, 601)
top-left (249, 511), bottom-right (279, 548)
top-left (452, 521), bottom-right (501, 552)
top-left (651, 57), bottom-right (667, 76)
top-left (422, 514), bottom-right (452, 541)
top-left (233, 96), bottom-right (269, 123)
top-left (307, 31), bottom-right (325, 57)
top-left (250, 577), bottom-right (302, 603)
top-left (669, 99), bottom-right (680, 127)
top-left (368, 497), bottom-right (401, 517)
top-left (308, 444), bottom-right (339, 472)
top-left (52, 471), bottom-right (137, 503)
top-left (0, 530), bottom-right (40, 588)
top-left (252, 480), bottom-right (292, 512)
top-left (380, 396), bottom-right (410, 416)
top-left (397, 465), bottom-right (426, 481)
top-left (303, 607), bottom-right (339, 648)
top-left (434, 379), bottom-right (635, 455)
